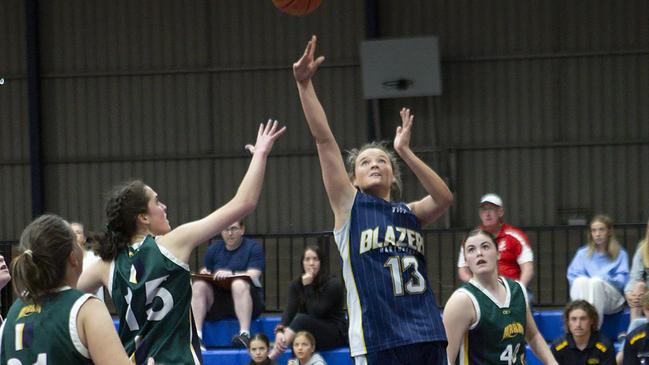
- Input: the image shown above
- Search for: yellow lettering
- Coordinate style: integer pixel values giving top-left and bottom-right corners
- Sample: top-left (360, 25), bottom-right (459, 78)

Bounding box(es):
top-left (501, 322), bottom-right (524, 340)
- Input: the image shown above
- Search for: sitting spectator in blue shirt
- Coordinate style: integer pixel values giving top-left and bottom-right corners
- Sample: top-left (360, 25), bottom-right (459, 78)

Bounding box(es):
top-left (567, 215), bottom-right (629, 328)
top-left (191, 220), bottom-right (264, 348)
top-left (551, 300), bottom-right (615, 365)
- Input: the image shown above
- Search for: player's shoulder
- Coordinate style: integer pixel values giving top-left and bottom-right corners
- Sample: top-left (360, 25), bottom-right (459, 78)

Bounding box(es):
top-left (551, 334), bottom-right (569, 352)
top-left (628, 323), bottom-right (649, 346)
top-left (501, 224), bottom-right (529, 243)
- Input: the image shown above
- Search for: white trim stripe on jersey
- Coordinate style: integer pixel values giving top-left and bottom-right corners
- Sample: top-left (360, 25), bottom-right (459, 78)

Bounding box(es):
top-left (188, 310), bottom-right (201, 364)
top-left (468, 277), bottom-right (512, 308)
top-left (69, 293), bottom-right (94, 359)
top-left (457, 288), bottom-right (481, 330)
top-left (157, 241), bottom-right (190, 271)
top-left (334, 218), bottom-right (367, 357)
top-left (353, 355), bottom-right (368, 365)
top-left (108, 260), bottom-right (115, 295)
top-left (0, 316), bottom-right (6, 358)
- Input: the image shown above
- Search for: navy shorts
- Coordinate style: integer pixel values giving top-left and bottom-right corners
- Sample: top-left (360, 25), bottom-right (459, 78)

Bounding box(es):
top-left (355, 341), bottom-right (447, 365)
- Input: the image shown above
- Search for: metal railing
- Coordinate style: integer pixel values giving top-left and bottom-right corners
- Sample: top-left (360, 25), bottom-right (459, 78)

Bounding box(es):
top-left (190, 224), bottom-right (646, 312)
top-left (2, 223), bottom-right (645, 317)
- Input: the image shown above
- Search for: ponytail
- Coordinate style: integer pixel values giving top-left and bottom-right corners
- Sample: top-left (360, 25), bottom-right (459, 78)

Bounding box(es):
top-left (12, 214), bottom-right (76, 305)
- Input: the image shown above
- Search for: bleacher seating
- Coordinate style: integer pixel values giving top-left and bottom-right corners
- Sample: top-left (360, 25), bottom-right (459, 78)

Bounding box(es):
top-left (112, 309), bottom-right (631, 365)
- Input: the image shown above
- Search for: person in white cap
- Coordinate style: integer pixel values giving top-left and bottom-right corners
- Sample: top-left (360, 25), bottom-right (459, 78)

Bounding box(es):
top-left (457, 193), bottom-right (534, 289)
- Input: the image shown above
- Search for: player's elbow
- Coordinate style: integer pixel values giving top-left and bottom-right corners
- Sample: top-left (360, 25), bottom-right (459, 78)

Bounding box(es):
top-left (439, 191), bottom-right (454, 209)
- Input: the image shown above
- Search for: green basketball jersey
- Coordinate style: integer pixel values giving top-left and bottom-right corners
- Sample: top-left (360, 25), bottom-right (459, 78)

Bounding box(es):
top-left (111, 235), bottom-right (201, 365)
top-left (455, 277), bottom-right (528, 365)
top-left (0, 288), bottom-right (94, 365)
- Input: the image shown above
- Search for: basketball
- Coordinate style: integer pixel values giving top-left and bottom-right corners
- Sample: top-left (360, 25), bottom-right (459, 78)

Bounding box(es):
top-left (272, 0), bottom-right (321, 16)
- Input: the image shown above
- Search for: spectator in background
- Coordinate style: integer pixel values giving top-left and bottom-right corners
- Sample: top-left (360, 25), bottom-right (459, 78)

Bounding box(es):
top-left (287, 331), bottom-right (327, 365)
top-left (567, 214), bottom-right (629, 328)
top-left (246, 333), bottom-right (279, 365)
top-left (625, 217), bottom-right (649, 321)
top-left (551, 300), bottom-right (615, 365)
top-left (191, 220), bottom-right (265, 348)
top-left (0, 254), bottom-right (11, 321)
top-left (457, 193), bottom-right (534, 290)
top-left (71, 222), bottom-right (103, 301)
top-left (269, 245), bottom-right (347, 360)
top-left (622, 292), bottom-right (649, 365)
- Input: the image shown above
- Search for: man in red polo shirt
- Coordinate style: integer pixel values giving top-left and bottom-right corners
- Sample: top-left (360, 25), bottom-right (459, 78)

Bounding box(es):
top-left (457, 193), bottom-right (534, 289)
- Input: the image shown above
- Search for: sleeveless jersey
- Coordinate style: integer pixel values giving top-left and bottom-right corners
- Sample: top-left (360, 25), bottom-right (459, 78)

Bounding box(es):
top-left (334, 191), bottom-right (446, 356)
top-left (455, 277), bottom-right (528, 365)
top-left (110, 235), bottom-right (202, 365)
top-left (0, 288), bottom-right (93, 365)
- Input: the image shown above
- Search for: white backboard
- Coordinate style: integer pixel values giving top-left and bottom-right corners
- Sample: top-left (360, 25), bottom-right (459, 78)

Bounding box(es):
top-left (360, 36), bottom-right (442, 99)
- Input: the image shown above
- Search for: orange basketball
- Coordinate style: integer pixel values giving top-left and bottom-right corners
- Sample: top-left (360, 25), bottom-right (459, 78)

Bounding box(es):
top-left (272, 0), bottom-right (322, 16)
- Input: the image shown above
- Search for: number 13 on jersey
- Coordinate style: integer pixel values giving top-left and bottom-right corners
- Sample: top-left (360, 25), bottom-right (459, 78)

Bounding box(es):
top-left (384, 255), bottom-right (426, 296)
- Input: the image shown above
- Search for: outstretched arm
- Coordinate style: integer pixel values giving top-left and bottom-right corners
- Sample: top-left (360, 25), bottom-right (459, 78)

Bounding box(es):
top-left (78, 259), bottom-right (111, 294)
top-left (294, 35), bottom-right (356, 227)
top-left (396, 108), bottom-right (453, 227)
top-left (525, 305), bottom-right (558, 365)
top-left (159, 120), bottom-right (286, 262)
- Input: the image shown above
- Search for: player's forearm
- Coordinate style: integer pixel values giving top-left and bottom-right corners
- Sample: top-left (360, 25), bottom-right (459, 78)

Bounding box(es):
top-left (296, 80), bottom-right (335, 145)
top-left (529, 332), bottom-right (558, 365)
top-left (519, 262), bottom-right (534, 287)
top-left (397, 147), bottom-right (452, 207)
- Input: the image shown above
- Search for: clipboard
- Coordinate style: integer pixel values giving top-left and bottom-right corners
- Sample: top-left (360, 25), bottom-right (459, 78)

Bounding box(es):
top-left (191, 273), bottom-right (259, 291)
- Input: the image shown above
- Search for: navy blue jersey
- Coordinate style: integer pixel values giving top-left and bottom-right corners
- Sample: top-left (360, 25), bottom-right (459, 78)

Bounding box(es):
top-left (334, 191), bottom-right (446, 356)
top-left (204, 237), bottom-right (265, 274)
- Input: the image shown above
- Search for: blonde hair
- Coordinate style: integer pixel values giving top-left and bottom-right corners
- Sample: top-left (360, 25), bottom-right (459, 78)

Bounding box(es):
top-left (640, 218), bottom-right (649, 267)
top-left (586, 214), bottom-right (621, 260)
top-left (293, 330), bottom-right (316, 348)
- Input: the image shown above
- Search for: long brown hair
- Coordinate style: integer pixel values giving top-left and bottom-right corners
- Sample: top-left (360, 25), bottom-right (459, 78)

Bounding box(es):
top-left (93, 180), bottom-right (149, 260)
top-left (586, 214), bottom-right (621, 259)
top-left (294, 245), bottom-right (330, 310)
top-left (11, 214), bottom-right (77, 305)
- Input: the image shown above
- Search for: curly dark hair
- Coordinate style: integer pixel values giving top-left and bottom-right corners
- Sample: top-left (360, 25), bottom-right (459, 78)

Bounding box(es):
top-left (93, 180), bottom-right (149, 260)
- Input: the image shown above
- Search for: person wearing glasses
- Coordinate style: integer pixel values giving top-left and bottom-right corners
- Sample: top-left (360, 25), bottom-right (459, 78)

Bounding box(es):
top-left (191, 220), bottom-right (265, 349)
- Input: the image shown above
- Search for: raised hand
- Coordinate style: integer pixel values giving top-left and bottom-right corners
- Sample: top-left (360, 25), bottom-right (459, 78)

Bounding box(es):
top-left (301, 272), bottom-right (315, 286)
top-left (249, 119), bottom-right (287, 157)
top-left (394, 107), bottom-right (414, 153)
top-left (293, 35), bottom-right (325, 84)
